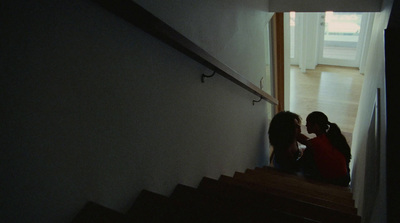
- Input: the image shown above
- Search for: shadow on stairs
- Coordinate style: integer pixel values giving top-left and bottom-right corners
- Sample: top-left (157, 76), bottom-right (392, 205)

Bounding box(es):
top-left (71, 166), bottom-right (360, 223)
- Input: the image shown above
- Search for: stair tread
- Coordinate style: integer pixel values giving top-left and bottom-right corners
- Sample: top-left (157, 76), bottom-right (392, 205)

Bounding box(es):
top-left (127, 190), bottom-right (170, 221)
top-left (128, 187), bottom-right (247, 221)
top-left (74, 166), bottom-right (361, 223)
top-left (218, 175), bottom-right (360, 223)
top-left (234, 170), bottom-right (354, 207)
top-left (259, 166), bottom-right (353, 193)
top-left (168, 184), bottom-right (253, 221)
top-left (251, 167), bottom-right (353, 197)
top-left (199, 176), bottom-right (357, 215)
top-left (198, 177), bottom-right (323, 223)
top-left (169, 183), bottom-right (311, 223)
top-left (71, 201), bottom-right (130, 223)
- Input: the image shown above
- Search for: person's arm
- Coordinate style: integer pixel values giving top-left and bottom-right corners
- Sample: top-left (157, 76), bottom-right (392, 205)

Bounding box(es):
top-left (297, 133), bottom-right (310, 146)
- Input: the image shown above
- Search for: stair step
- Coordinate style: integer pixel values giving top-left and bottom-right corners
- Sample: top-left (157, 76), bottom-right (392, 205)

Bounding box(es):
top-left (259, 166), bottom-right (353, 194)
top-left (200, 176), bottom-right (356, 215)
top-left (71, 202), bottom-right (130, 223)
top-left (168, 184), bottom-right (247, 221)
top-left (170, 183), bottom-right (317, 222)
top-left (127, 190), bottom-right (170, 221)
top-left (198, 177), bottom-right (322, 223)
top-left (74, 166), bottom-right (361, 223)
top-left (219, 175), bottom-right (361, 223)
top-left (251, 167), bottom-right (354, 204)
top-left (235, 170), bottom-right (355, 207)
top-left (248, 168), bottom-right (353, 197)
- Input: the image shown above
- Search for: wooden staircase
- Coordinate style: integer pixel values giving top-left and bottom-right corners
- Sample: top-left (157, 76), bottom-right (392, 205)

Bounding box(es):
top-left (72, 166), bottom-right (361, 222)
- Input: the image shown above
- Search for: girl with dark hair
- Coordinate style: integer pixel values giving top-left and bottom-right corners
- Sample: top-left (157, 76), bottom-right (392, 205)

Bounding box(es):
top-left (268, 111), bottom-right (303, 173)
top-left (299, 111), bottom-right (351, 186)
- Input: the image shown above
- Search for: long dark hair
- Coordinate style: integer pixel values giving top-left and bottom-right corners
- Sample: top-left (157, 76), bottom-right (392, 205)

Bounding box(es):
top-left (306, 111), bottom-right (351, 162)
top-left (268, 111), bottom-right (301, 163)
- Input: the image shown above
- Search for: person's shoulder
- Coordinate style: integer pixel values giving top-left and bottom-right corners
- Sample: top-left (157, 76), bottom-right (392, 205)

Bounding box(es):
top-left (319, 134), bottom-right (331, 143)
top-left (309, 135), bottom-right (327, 146)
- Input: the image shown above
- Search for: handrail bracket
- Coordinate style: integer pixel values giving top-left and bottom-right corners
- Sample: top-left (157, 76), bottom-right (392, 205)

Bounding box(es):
top-left (252, 96), bottom-right (262, 105)
top-left (201, 71), bottom-right (216, 83)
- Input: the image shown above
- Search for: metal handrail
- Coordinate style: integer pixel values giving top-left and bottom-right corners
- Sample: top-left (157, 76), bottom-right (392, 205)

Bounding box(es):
top-left (92, 0), bottom-right (279, 105)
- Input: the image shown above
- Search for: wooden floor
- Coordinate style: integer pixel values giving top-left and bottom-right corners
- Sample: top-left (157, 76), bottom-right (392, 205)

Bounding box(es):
top-left (290, 65), bottom-right (364, 140)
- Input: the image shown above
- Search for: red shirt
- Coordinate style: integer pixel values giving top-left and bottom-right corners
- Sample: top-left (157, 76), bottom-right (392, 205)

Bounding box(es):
top-left (309, 134), bottom-right (348, 179)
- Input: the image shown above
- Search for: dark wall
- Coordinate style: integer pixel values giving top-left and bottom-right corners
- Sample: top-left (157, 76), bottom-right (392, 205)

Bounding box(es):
top-left (0, 0), bottom-right (271, 222)
top-left (385, 1), bottom-right (400, 221)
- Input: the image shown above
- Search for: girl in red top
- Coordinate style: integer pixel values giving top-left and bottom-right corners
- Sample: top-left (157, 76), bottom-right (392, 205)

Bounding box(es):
top-left (299, 111), bottom-right (351, 186)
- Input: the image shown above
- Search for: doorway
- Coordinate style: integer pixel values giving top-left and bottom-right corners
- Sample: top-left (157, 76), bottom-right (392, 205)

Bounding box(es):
top-left (318, 12), bottom-right (369, 67)
top-left (289, 12), bottom-right (372, 70)
top-left (287, 12), bottom-right (369, 136)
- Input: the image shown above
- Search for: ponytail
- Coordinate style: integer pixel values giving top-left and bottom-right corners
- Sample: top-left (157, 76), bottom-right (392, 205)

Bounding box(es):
top-left (326, 122), bottom-right (352, 162)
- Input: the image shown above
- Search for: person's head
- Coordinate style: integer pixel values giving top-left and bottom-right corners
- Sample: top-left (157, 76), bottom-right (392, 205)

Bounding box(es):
top-left (306, 111), bottom-right (329, 135)
top-left (306, 111), bottom-right (351, 162)
top-left (268, 111), bottom-right (301, 151)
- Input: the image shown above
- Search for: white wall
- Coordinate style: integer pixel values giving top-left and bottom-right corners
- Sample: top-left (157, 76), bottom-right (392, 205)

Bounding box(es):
top-left (270, 0), bottom-right (382, 12)
top-left (0, 0), bottom-right (272, 222)
top-left (350, 0), bottom-right (392, 222)
top-left (134, 0), bottom-right (273, 88)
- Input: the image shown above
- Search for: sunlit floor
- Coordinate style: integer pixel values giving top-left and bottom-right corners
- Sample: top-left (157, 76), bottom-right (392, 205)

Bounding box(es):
top-left (290, 65), bottom-right (364, 142)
